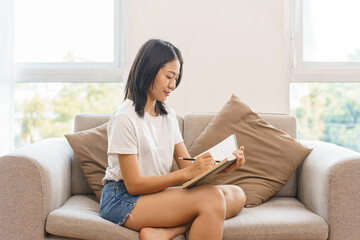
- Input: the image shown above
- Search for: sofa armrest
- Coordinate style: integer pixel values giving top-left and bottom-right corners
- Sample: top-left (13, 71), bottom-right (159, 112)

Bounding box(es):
top-left (0, 138), bottom-right (72, 240)
top-left (298, 140), bottom-right (360, 240)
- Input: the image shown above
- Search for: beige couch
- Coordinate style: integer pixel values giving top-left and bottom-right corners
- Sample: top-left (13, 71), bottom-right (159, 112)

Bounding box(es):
top-left (1, 113), bottom-right (360, 240)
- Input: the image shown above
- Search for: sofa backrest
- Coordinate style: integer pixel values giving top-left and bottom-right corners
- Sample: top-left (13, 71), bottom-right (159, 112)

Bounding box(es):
top-left (71, 112), bottom-right (297, 198)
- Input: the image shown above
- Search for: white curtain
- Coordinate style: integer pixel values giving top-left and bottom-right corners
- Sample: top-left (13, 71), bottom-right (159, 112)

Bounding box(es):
top-left (0, 0), bottom-right (14, 156)
top-left (288, 0), bottom-right (309, 110)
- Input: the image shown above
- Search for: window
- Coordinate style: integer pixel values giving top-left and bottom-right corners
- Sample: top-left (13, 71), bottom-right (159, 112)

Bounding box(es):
top-left (293, 0), bottom-right (360, 68)
top-left (291, 0), bottom-right (360, 152)
top-left (290, 83), bottom-right (360, 152)
top-left (13, 0), bottom-right (128, 147)
top-left (14, 0), bottom-right (114, 63)
top-left (303, 0), bottom-right (360, 63)
top-left (14, 82), bottom-right (123, 148)
top-left (14, 0), bottom-right (127, 82)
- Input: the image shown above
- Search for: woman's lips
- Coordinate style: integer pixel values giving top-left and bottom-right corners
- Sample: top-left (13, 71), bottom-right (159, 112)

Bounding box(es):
top-left (164, 91), bottom-right (170, 96)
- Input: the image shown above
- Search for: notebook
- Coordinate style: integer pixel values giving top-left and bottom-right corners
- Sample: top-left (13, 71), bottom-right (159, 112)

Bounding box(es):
top-left (183, 134), bottom-right (238, 189)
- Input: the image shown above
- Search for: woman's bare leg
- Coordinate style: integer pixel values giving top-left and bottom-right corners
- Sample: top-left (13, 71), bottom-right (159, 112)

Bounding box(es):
top-left (140, 223), bottom-right (190, 240)
top-left (123, 185), bottom-right (226, 240)
top-left (216, 185), bottom-right (246, 219)
top-left (138, 184), bottom-right (247, 240)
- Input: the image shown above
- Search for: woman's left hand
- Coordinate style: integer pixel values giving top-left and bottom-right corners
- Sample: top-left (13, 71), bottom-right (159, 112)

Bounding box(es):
top-left (218, 146), bottom-right (245, 174)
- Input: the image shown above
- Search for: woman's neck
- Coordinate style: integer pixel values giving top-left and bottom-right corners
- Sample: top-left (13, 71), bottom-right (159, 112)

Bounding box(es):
top-left (144, 98), bottom-right (158, 117)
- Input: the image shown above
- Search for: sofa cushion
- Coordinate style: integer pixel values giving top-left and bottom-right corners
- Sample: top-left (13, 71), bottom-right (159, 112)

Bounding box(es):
top-left (65, 123), bottom-right (108, 202)
top-left (45, 195), bottom-right (327, 240)
top-left (223, 197), bottom-right (328, 240)
top-left (45, 195), bottom-right (185, 240)
top-left (71, 114), bottom-right (111, 196)
top-left (184, 113), bottom-right (299, 197)
top-left (188, 95), bottom-right (312, 207)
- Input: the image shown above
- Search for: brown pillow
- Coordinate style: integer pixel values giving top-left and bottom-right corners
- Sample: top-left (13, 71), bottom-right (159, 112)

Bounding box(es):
top-left (188, 95), bottom-right (311, 207)
top-left (65, 123), bottom-right (108, 202)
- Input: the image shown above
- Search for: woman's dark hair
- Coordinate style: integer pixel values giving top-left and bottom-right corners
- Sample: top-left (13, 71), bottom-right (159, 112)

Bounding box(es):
top-left (124, 39), bottom-right (183, 117)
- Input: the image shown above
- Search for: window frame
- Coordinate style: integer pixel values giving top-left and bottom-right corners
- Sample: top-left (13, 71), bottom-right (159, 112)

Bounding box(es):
top-left (290, 0), bottom-right (360, 83)
top-left (14, 0), bottom-right (129, 83)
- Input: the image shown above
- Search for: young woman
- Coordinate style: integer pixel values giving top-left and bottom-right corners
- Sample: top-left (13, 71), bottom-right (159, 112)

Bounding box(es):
top-left (100, 39), bottom-right (246, 240)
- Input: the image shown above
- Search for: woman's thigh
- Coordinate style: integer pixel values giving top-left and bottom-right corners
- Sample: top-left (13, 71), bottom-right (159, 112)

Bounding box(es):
top-left (123, 185), bottom-right (225, 231)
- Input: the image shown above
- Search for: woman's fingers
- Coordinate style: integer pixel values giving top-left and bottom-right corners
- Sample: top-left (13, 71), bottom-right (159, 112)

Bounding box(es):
top-left (203, 156), bottom-right (215, 168)
top-left (217, 146), bottom-right (246, 174)
top-left (204, 156), bottom-right (216, 167)
top-left (200, 152), bottom-right (212, 158)
top-left (232, 146), bottom-right (245, 167)
top-left (198, 149), bottom-right (247, 174)
top-left (194, 152), bottom-right (215, 170)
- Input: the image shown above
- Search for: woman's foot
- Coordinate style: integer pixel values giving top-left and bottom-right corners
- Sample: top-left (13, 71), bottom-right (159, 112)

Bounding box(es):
top-left (140, 224), bottom-right (189, 240)
top-left (140, 227), bottom-right (170, 240)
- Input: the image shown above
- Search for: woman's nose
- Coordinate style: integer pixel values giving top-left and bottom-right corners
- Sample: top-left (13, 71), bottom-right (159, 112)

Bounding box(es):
top-left (169, 78), bottom-right (176, 89)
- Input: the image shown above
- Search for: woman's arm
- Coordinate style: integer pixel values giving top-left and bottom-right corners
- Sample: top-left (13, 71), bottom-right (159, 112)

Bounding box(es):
top-left (173, 140), bottom-right (246, 175)
top-left (119, 151), bottom-right (215, 195)
top-left (174, 142), bottom-right (193, 169)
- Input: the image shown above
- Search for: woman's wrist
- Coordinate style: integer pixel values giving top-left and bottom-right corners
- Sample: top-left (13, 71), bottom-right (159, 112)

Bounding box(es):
top-left (179, 167), bottom-right (191, 181)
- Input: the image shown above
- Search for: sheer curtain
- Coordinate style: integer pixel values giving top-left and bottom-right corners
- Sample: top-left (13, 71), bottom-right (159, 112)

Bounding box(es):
top-left (288, 0), bottom-right (309, 110)
top-left (0, 0), bottom-right (14, 156)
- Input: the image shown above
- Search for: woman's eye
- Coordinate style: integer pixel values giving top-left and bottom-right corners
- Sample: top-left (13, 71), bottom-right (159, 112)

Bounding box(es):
top-left (167, 76), bottom-right (172, 79)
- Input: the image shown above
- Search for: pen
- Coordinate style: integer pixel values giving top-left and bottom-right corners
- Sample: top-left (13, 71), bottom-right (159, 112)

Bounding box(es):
top-left (178, 157), bottom-right (220, 163)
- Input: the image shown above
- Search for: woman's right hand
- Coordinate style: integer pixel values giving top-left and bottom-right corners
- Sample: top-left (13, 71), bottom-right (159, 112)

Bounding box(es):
top-left (185, 152), bottom-right (216, 179)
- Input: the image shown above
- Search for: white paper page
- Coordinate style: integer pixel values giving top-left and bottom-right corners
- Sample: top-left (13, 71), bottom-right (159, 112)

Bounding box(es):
top-left (196, 134), bottom-right (238, 161)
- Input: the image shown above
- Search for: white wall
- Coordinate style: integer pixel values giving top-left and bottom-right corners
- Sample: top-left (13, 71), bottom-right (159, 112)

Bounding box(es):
top-left (127, 0), bottom-right (290, 115)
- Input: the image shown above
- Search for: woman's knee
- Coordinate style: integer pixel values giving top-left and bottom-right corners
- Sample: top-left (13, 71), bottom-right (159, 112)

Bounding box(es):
top-left (196, 185), bottom-right (226, 217)
top-left (219, 185), bottom-right (246, 215)
top-left (232, 185), bottom-right (246, 206)
top-left (225, 185), bottom-right (246, 211)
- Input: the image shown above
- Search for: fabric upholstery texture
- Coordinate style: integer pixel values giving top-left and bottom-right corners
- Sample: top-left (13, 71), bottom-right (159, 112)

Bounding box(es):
top-left (188, 95), bottom-right (312, 207)
top-left (71, 114), bottom-right (111, 196)
top-left (223, 197), bottom-right (328, 240)
top-left (298, 140), bottom-right (360, 240)
top-left (46, 195), bottom-right (139, 240)
top-left (184, 113), bottom-right (299, 197)
top-left (65, 123), bottom-right (108, 201)
top-left (46, 195), bottom-right (185, 240)
top-left (45, 195), bottom-right (327, 240)
top-left (0, 138), bottom-right (72, 240)
top-left (2, 112), bottom-right (360, 240)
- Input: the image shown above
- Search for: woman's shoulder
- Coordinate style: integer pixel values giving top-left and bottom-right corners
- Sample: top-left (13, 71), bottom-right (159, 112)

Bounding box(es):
top-left (110, 99), bottom-right (137, 122)
top-left (113, 99), bottom-right (135, 115)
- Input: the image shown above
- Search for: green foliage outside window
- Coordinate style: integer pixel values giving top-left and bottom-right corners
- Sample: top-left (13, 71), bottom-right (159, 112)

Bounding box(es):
top-left (14, 82), bottom-right (123, 148)
top-left (291, 83), bottom-right (360, 152)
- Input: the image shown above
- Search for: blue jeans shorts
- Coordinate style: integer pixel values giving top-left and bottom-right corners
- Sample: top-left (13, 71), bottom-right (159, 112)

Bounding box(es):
top-left (99, 180), bottom-right (141, 225)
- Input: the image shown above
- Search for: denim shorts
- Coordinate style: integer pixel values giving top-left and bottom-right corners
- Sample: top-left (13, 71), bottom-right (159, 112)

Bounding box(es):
top-left (99, 180), bottom-right (141, 225)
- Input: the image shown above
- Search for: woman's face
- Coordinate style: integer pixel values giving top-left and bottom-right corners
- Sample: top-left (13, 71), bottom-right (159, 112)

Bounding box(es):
top-left (148, 59), bottom-right (181, 102)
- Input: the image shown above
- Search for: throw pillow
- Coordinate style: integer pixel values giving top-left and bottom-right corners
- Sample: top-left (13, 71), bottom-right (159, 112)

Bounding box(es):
top-left (188, 95), bottom-right (312, 207)
top-left (65, 123), bottom-right (108, 202)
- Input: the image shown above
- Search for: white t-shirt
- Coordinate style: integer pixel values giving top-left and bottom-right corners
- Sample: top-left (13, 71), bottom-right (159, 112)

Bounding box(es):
top-left (102, 99), bottom-right (183, 185)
